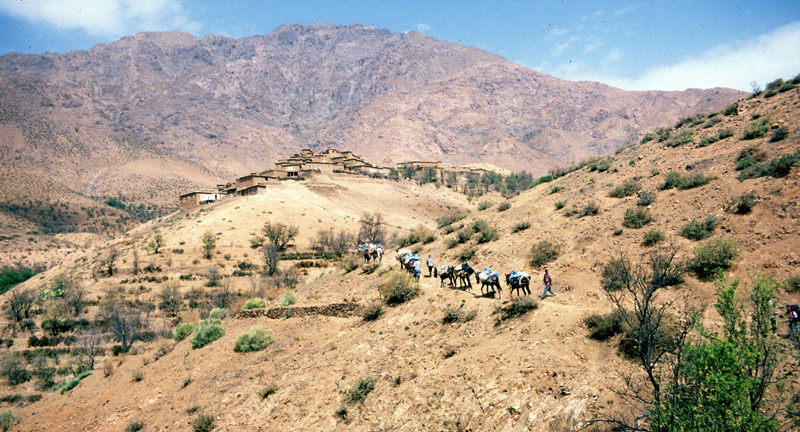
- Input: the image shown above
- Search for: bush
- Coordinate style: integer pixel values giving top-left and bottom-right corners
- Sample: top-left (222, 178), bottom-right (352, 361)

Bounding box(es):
top-left (337, 254), bottom-right (360, 273)
top-left (344, 374), bottom-right (376, 405)
top-left (786, 275), bottom-right (800, 293)
top-left (281, 291), bottom-right (297, 307)
top-left (234, 327), bottom-right (275, 353)
top-left (579, 202), bottom-right (600, 217)
top-left (497, 202), bottom-right (511, 212)
top-left (549, 185), bottom-right (565, 194)
top-left (173, 323), bottom-right (196, 341)
top-left (663, 129), bottom-right (694, 147)
top-left (601, 256), bottom-right (631, 292)
top-left (58, 371), bottom-right (92, 394)
top-left (378, 272), bottom-right (420, 305)
top-left (208, 308), bottom-right (228, 320)
top-left (622, 207), bottom-right (654, 229)
top-left (125, 421), bottom-right (144, 432)
top-left (361, 302), bottom-right (384, 321)
top-left (512, 221), bottom-right (530, 233)
top-left (436, 213), bottom-right (466, 229)
top-left (688, 238), bottom-right (740, 280)
top-left (0, 353), bottom-right (29, 386)
top-left (242, 298), bottom-right (266, 310)
top-left (735, 146), bottom-right (767, 171)
top-left (637, 191), bottom-right (656, 207)
top-left (496, 296), bottom-right (538, 323)
top-left (0, 266), bottom-right (36, 296)
top-left (740, 116), bottom-right (772, 140)
top-left (721, 103), bottom-right (738, 116)
top-left (0, 410), bottom-right (18, 432)
top-left (738, 152), bottom-right (800, 181)
top-left (680, 215), bottom-right (718, 240)
top-left (587, 156), bottom-right (613, 172)
top-left (608, 182), bottom-right (641, 198)
top-left (643, 230), bottom-right (664, 247)
top-left (554, 200), bottom-right (567, 210)
top-left (660, 171), bottom-right (713, 190)
top-left (474, 225), bottom-right (498, 243)
top-left (442, 303), bottom-right (477, 324)
top-left (191, 323), bottom-right (225, 349)
top-left (770, 127), bottom-right (789, 142)
top-left (728, 193), bottom-right (757, 215)
top-left (259, 383), bottom-right (278, 399)
top-left (455, 245), bottom-right (477, 262)
top-left (193, 413), bottom-right (215, 432)
top-left (477, 201), bottom-right (493, 211)
top-left (584, 311), bottom-right (628, 341)
top-left (529, 241), bottom-right (560, 268)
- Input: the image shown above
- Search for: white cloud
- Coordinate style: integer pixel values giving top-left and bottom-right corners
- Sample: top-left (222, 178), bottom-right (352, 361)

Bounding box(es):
top-left (0, 0), bottom-right (202, 38)
top-left (539, 20), bottom-right (800, 91)
top-left (417, 23), bottom-right (431, 32)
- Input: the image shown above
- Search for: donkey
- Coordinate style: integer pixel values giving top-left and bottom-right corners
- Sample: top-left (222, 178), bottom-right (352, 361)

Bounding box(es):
top-left (453, 263), bottom-right (477, 290)
top-left (434, 265), bottom-right (455, 287)
top-left (505, 272), bottom-right (531, 298)
top-left (395, 248), bottom-right (412, 269)
top-left (478, 269), bottom-right (502, 298)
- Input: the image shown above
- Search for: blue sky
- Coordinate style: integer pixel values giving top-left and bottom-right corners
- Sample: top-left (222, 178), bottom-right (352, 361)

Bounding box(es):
top-left (0, 0), bottom-right (798, 91)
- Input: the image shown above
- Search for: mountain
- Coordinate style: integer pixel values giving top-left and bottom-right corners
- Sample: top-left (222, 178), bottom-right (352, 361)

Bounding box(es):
top-left (0, 23), bottom-right (744, 221)
top-left (1, 86), bottom-right (798, 431)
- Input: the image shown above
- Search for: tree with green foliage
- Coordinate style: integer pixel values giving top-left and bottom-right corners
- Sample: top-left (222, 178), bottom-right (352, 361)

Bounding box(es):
top-left (261, 221), bottom-right (298, 252)
top-left (147, 230), bottom-right (165, 254)
top-left (0, 266), bottom-right (36, 296)
top-left (201, 231), bottom-right (216, 260)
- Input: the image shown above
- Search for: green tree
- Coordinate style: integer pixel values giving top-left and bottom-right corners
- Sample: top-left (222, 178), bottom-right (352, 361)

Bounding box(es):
top-left (147, 230), bottom-right (165, 254)
top-left (201, 231), bottom-right (216, 260)
top-left (261, 221), bottom-right (298, 252)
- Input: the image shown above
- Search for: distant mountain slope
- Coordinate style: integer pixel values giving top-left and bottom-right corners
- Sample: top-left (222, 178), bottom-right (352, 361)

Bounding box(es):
top-left (0, 22), bottom-right (744, 218)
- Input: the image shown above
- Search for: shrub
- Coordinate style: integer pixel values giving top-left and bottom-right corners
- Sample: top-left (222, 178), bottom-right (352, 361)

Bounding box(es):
top-left (0, 410), bottom-right (18, 432)
top-left (442, 303), bottom-right (477, 324)
top-left (455, 245), bottom-right (477, 262)
top-left (0, 353), bottom-right (30, 386)
top-left (584, 311), bottom-right (628, 341)
top-left (242, 298), bottom-right (266, 310)
top-left (688, 238), bottom-right (740, 280)
top-left (735, 146), bottom-right (767, 171)
top-left (703, 117), bottom-right (721, 128)
top-left (474, 226), bottom-right (498, 243)
top-left (728, 193), bottom-right (757, 214)
top-left (587, 156), bottom-right (613, 172)
top-left (361, 301), bottom-right (384, 321)
top-left (512, 221), bottom-right (530, 233)
top-left (623, 208), bottom-right (654, 229)
top-left (125, 421), bottom-right (144, 432)
top-left (497, 202), bottom-right (511, 212)
top-left (659, 171), bottom-right (713, 190)
top-left (337, 254), bottom-right (360, 273)
top-left (554, 200), bottom-right (567, 210)
top-left (378, 272), bottom-right (420, 305)
top-left (496, 296), bottom-right (538, 323)
top-left (601, 256), bottom-right (631, 292)
top-left (663, 129), bottom-right (694, 147)
top-left (786, 275), bottom-right (800, 293)
top-left (562, 206), bottom-right (578, 217)
top-left (344, 374), bottom-right (376, 405)
top-left (281, 291), bottom-right (297, 307)
top-left (680, 215), bottom-right (718, 240)
top-left (259, 383), bottom-right (278, 399)
top-left (738, 152), bottom-right (800, 181)
top-left (721, 103), bottom-right (738, 116)
top-left (208, 308), bottom-right (228, 320)
top-left (770, 127), bottom-right (789, 142)
top-left (58, 371), bottom-right (92, 394)
top-left (193, 413), bottom-right (215, 432)
top-left (608, 182), bottom-right (641, 198)
top-left (637, 191), bottom-right (656, 207)
top-left (234, 327), bottom-right (275, 353)
top-left (191, 323), bottom-right (225, 349)
top-left (740, 116), bottom-right (772, 140)
top-left (643, 230), bottom-right (664, 247)
top-left (436, 212), bottom-right (466, 228)
top-left (579, 202), bottom-right (600, 217)
top-left (641, 132), bottom-right (656, 143)
top-left (477, 201), bottom-right (493, 211)
top-left (173, 323), bottom-right (196, 341)
top-left (529, 241), bottom-right (560, 268)
top-left (0, 266), bottom-right (36, 296)
top-left (548, 185), bottom-right (565, 194)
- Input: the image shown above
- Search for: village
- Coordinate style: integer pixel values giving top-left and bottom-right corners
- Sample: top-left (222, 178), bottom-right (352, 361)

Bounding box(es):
top-left (179, 148), bottom-right (502, 210)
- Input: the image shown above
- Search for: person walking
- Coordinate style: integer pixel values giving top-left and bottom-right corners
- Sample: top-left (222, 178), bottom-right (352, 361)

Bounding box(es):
top-left (426, 255), bottom-right (434, 277)
top-left (541, 268), bottom-right (555, 299)
top-left (788, 305), bottom-right (800, 337)
top-left (413, 259), bottom-right (422, 281)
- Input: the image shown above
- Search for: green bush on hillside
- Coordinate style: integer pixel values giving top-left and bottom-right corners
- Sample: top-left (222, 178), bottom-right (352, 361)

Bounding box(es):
top-left (688, 238), bottom-right (740, 280)
top-left (529, 241), bottom-right (560, 268)
top-left (622, 208), bottom-right (654, 229)
top-left (234, 327), bottom-right (275, 353)
top-left (680, 216), bottom-right (718, 240)
top-left (191, 322), bottom-right (225, 349)
top-left (608, 181), bottom-right (641, 198)
top-left (242, 298), bottom-right (266, 310)
top-left (173, 323), bottom-right (196, 341)
top-left (378, 272), bottom-right (419, 305)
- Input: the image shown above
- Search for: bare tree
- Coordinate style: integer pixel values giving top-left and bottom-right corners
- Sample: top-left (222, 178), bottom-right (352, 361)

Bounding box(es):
top-left (212, 278), bottom-right (235, 310)
top-left (100, 248), bottom-right (120, 277)
top-left (98, 293), bottom-right (146, 354)
top-left (359, 212), bottom-right (385, 244)
top-left (5, 287), bottom-right (36, 323)
top-left (51, 274), bottom-right (87, 317)
top-left (157, 282), bottom-right (183, 317)
top-left (263, 244), bottom-right (280, 276)
top-left (77, 326), bottom-right (104, 370)
top-left (132, 250), bottom-right (140, 276)
top-left (262, 221), bottom-right (299, 252)
top-left (314, 228), bottom-right (354, 256)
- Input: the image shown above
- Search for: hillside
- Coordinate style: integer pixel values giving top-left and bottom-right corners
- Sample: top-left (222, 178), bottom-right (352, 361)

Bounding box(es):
top-left (0, 23), bottom-right (744, 227)
top-left (0, 87), bottom-right (798, 431)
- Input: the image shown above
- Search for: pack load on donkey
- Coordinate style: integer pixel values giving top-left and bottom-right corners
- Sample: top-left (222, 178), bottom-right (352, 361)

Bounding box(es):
top-left (478, 268), bottom-right (501, 297)
top-left (505, 270), bottom-right (531, 297)
top-left (453, 263), bottom-right (477, 290)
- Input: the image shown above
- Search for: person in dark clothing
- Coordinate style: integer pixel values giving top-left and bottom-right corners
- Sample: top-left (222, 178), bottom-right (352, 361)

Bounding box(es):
top-left (541, 268), bottom-right (555, 299)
